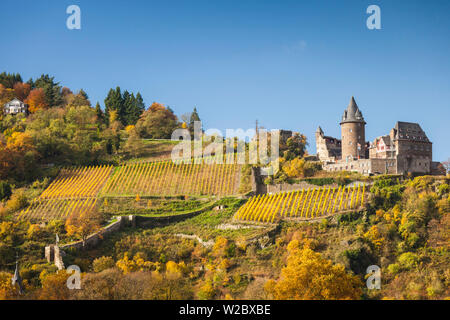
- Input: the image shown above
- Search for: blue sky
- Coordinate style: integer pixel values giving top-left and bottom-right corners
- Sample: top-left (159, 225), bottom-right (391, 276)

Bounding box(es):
top-left (1, 0), bottom-right (449, 161)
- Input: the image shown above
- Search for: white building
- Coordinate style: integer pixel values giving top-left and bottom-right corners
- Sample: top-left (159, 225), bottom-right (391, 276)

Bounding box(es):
top-left (3, 98), bottom-right (28, 115)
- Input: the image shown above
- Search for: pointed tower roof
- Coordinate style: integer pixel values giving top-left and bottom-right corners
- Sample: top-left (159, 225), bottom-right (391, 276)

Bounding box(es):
top-left (316, 126), bottom-right (323, 134)
top-left (340, 96), bottom-right (366, 124)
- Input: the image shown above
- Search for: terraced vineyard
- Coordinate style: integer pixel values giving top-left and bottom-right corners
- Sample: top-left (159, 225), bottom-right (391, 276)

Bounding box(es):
top-left (16, 198), bottom-right (97, 222)
top-left (234, 184), bottom-right (366, 223)
top-left (17, 165), bottom-right (112, 221)
top-left (100, 160), bottom-right (242, 197)
top-left (40, 165), bottom-right (113, 199)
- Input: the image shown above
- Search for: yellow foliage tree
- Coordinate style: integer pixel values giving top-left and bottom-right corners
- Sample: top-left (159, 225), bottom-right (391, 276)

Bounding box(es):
top-left (264, 240), bottom-right (363, 300)
top-left (283, 158), bottom-right (306, 178)
top-left (363, 225), bottom-right (385, 251)
top-left (0, 272), bottom-right (17, 300)
top-left (116, 253), bottom-right (155, 274)
top-left (37, 270), bottom-right (72, 300)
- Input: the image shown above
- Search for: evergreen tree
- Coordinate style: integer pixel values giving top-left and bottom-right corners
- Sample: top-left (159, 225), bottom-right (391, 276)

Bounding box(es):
top-left (189, 107), bottom-right (201, 136)
top-left (0, 72), bottom-right (22, 88)
top-left (122, 90), bottom-right (132, 126)
top-left (95, 102), bottom-right (105, 124)
top-left (32, 74), bottom-right (64, 107)
top-left (123, 92), bottom-right (145, 126)
top-left (104, 87), bottom-right (124, 125)
top-left (134, 92), bottom-right (145, 119)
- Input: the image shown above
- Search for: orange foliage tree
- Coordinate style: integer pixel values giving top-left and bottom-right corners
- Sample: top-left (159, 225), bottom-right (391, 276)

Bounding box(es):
top-left (25, 88), bottom-right (48, 113)
top-left (13, 82), bottom-right (31, 101)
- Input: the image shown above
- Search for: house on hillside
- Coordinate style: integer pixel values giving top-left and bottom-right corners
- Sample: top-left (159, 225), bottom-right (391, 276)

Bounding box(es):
top-left (3, 98), bottom-right (28, 115)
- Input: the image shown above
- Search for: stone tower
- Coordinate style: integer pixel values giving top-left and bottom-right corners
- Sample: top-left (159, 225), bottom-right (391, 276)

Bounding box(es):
top-left (340, 96), bottom-right (366, 161)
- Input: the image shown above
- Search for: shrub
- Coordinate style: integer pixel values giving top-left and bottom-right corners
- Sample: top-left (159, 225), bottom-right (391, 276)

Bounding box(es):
top-left (437, 183), bottom-right (449, 196)
top-left (197, 280), bottom-right (216, 300)
top-left (387, 263), bottom-right (401, 275)
top-left (4, 190), bottom-right (28, 212)
top-left (398, 252), bottom-right (419, 270)
top-left (93, 256), bottom-right (116, 273)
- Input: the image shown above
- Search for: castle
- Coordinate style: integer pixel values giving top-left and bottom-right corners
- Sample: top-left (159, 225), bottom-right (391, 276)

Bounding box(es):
top-left (316, 96), bottom-right (438, 175)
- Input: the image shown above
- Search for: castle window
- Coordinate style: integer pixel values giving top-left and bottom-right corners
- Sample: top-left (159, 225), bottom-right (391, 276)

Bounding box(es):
top-left (349, 129), bottom-right (353, 133)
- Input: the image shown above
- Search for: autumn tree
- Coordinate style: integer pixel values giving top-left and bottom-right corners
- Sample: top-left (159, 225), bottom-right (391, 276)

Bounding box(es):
top-left (12, 82), bottom-right (31, 101)
top-left (29, 74), bottom-right (63, 107)
top-left (0, 271), bottom-right (18, 300)
top-left (283, 158), bottom-right (306, 178)
top-left (0, 84), bottom-right (16, 106)
top-left (66, 89), bottom-right (91, 108)
top-left (65, 207), bottom-right (103, 247)
top-left (282, 132), bottom-right (307, 160)
top-left (25, 88), bottom-right (48, 113)
top-left (264, 240), bottom-right (363, 300)
top-left (135, 102), bottom-right (179, 139)
top-left (37, 270), bottom-right (72, 300)
top-left (0, 132), bottom-right (39, 181)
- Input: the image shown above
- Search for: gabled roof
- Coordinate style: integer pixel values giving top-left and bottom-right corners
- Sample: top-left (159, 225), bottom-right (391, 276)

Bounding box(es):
top-left (5, 98), bottom-right (23, 104)
top-left (393, 121), bottom-right (430, 142)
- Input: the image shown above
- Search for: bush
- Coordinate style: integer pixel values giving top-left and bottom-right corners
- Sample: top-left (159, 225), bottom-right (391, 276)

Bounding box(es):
top-left (4, 190), bottom-right (28, 213)
top-left (398, 252), bottom-right (419, 270)
top-left (437, 183), bottom-right (449, 196)
top-left (0, 181), bottom-right (12, 201)
top-left (370, 179), bottom-right (405, 210)
top-left (387, 263), bottom-right (401, 275)
top-left (93, 256), bottom-right (116, 273)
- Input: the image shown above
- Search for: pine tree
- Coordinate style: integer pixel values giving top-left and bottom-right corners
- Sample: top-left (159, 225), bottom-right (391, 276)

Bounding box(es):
top-left (189, 107), bottom-right (201, 136)
top-left (134, 92), bottom-right (145, 120)
top-left (0, 72), bottom-right (22, 88)
top-left (32, 74), bottom-right (63, 107)
top-left (104, 87), bottom-right (124, 125)
top-left (95, 102), bottom-right (104, 124)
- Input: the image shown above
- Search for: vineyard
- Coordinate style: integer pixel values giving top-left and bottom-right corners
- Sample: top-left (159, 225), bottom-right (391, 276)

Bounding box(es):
top-left (234, 184), bottom-right (366, 223)
top-left (17, 165), bottom-right (112, 221)
top-left (16, 198), bottom-right (97, 222)
top-left (39, 165), bottom-right (113, 199)
top-left (100, 160), bottom-right (242, 197)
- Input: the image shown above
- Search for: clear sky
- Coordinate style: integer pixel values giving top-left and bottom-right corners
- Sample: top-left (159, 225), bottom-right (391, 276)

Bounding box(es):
top-left (1, 0), bottom-right (449, 161)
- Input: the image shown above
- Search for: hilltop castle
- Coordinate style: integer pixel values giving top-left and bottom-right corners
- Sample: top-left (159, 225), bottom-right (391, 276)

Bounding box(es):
top-left (316, 97), bottom-right (438, 175)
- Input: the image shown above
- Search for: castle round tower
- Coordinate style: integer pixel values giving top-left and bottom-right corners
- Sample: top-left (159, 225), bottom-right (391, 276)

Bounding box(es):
top-left (340, 96), bottom-right (366, 161)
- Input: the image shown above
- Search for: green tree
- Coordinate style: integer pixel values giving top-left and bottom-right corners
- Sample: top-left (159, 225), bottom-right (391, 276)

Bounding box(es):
top-left (31, 74), bottom-right (63, 107)
top-left (188, 107), bottom-right (201, 136)
top-left (104, 87), bottom-right (125, 126)
top-left (0, 72), bottom-right (22, 88)
top-left (95, 102), bottom-right (105, 124)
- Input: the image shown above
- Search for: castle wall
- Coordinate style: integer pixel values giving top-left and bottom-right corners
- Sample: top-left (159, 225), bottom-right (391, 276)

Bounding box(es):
top-left (323, 159), bottom-right (372, 175)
